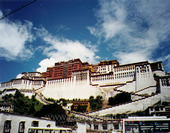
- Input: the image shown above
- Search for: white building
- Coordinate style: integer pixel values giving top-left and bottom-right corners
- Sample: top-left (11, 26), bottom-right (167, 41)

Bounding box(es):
top-left (86, 120), bottom-right (121, 133)
top-left (0, 60), bottom-right (169, 102)
top-left (0, 111), bottom-right (56, 133)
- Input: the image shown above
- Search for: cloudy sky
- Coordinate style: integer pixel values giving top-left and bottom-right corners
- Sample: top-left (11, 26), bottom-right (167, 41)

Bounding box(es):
top-left (0, 0), bottom-right (169, 83)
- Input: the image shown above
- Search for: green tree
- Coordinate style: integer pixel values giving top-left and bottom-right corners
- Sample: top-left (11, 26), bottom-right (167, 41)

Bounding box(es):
top-left (95, 95), bottom-right (102, 109)
top-left (58, 98), bottom-right (67, 106)
top-left (35, 103), bottom-right (66, 126)
top-left (62, 100), bottom-right (67, 106)
top-left (108, 97), bottom-right (115, 105)
top-left (46, 97), bottom-right (56, 102)
top-left (90, 101), bottom-right (98, 110)
top-left (14, 89), bottom-right (24, 98)
top-left (82, 105), bottom-right (87, 112)
top-left (2, 89), bottom-right (43, 116)
top-left (71, 105), bottom-right (74, 111)
top-left (29, 103), bottom-right (36, 115)
top-left (108, 92), bottom-right (131, 105)
top-left (89, 95), bottom-right (102, 111)
top-left (89, 96), bottom-right (94, 102)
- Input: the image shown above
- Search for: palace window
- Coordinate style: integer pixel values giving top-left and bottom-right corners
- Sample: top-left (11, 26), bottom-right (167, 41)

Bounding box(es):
top-left (130, 66), bottom-right (132, 70)
top-left (114, 124), bottom-right (119, 130)
top-left (147, 66), bottom-right (150, 72)
top-left (19, 122), bottom-right (25, 133)
top-left (102, 124), bottom-right (107, 130)
top-left (3, 120), bottom-right (11, 133)
top-left (31, 121), bottom-right (39, 127)
top-left (137, 68), bottom-right (139, 73)
top-left (94, 124), bottom-right (98, 130)
top-left (47, 124), bottom-right (51, 127)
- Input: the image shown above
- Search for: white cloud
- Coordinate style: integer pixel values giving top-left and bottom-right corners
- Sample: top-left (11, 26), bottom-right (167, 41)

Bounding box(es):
top-left (0, 11), bottom-right (3, 18)
top-left (35, 46), bottom-right (45, 51)
top-left (113, 51), bottom-right (153, 65)
top-left (88, 0), bottom-right (170, 66)
top-left (35, 27), bottom-right (100, 72)
top-left (87, 0), bottom-right (128, 41)
top-left (0, 10), bottom-right (35, 61)
top-left (56, 24), bottom-right (70, 31)
top-left (36, 57), bottom-right (56, 72)
top-left (157, 54), bottom-right (170, 70)
top-left (16, 74), bottom-right (23, 79)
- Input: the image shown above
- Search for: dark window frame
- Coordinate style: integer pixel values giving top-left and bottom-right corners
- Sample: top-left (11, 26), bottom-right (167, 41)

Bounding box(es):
top-left (102, 123), bottom-right (107, 130)
top-left (18, 121), bottom-right (25, 133)
top-left (94, 124), bottom-right (98, 130)
top-left (114, 124), bottom-right (119, 130)
top-left (31, 121), bottom-right (39, 127)
top-left (3, 120), bottom-right (11, 133)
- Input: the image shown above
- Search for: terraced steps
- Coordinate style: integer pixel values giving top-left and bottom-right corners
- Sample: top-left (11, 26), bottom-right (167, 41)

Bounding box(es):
top-left (87, 93), bottom-right (161, 117)
top-left (35, 93), bottom-right (54, 105)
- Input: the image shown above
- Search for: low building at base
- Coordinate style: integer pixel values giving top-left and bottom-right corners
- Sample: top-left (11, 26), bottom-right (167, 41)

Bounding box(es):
top-left (72, 101), bottom-right (90, 112)
top-left (0, 111), bottom-right (56, 133)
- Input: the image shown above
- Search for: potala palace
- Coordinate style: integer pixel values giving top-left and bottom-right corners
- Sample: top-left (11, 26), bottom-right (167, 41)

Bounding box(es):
top-left (0, 59), bottom-right (170, 114)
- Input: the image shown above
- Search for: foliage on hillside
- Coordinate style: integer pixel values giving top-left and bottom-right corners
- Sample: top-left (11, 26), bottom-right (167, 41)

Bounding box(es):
top-left (58, 98), bottom-right (67, 106)
top-left (70, 95), bottom-right (103, 112)
top-left (71, 104), bottom-right (87, 112)
top-left (108, 92), bottom-right (131, 106)
top-left (2, 90), bottom-right (43, 116)
top-left (1, 90), bottom-right (66, 123)
top-left (89, 95), bottom-right (102, 111)
top-left (45, 97), bottom-right (71, 106)
top-left (35, 103), bottom-right (67, 125)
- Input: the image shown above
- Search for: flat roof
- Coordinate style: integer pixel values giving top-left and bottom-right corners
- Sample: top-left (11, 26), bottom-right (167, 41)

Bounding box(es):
top-left (0, 111), bottom-right (55, 121)
top-left (116, 61), bottom-right (149, 67)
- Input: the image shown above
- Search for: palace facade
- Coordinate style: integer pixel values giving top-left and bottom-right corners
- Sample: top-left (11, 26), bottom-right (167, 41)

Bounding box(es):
top-left (0, 59), bottom-right (169, 102)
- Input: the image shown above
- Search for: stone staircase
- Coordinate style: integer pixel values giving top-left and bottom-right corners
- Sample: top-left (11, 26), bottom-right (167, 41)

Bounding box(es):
top-left (35, 86), bottom-right (54, 105)
top-left (102, 99), bottom-right (111, 109)
top-left (68, 93), bottom-right (161, 121)
top-left (67, 82), bottom-right (160, 120)
top-left (112, 81), bottom-right (157, 101)
top-left (87, 93), bottom-right (161, 117)
top-left (34, 84), bottom-right (46, 93)
top-left (113, 87), bottom-right (145, 101)
top-left (70, 111), bottom-right (105, 121)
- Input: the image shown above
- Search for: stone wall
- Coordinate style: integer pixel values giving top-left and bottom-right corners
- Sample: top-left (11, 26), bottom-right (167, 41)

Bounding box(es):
top-left (88, 94), bottom-right (161, 117)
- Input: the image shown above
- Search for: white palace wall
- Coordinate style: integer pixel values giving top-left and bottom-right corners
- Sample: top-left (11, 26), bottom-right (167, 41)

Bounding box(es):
top-left (115, 81), bottom-right (136, 92)
top-left (91, 74), bottom-right (114, 85)
top-left (160, 77), bottom-right (170, 102)
top-left (91, 74), bottom-right (134, 86)
top-left (153, 70), bottom-right (166, 76)
top-left (0, 79), bottom-right (44, 91)
top-left (113, 65), bottom-right (135, 84)
top-left (135, 86), bottom-right (157, 96)
top-left (42, 75), bottom-right (102, 100)
top-left (136, 65), bottom-right (156, 91)
top-left (0, 89), bottom-right (34, 99)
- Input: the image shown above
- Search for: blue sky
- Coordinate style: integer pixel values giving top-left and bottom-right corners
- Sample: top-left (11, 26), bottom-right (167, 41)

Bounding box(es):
top-left (0, 0), bottom-right (170, 83)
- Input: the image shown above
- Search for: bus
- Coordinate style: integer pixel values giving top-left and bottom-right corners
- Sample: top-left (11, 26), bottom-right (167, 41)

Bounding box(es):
top-left (28, 127), bottom-right (72, 133)
top-left (122, 116), bottom-right (170, 133)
